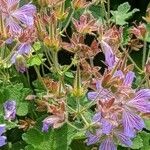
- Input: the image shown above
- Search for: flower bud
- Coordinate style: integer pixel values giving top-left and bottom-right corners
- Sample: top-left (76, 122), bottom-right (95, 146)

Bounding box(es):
top-left (15, 55), bottom-right (27, 73)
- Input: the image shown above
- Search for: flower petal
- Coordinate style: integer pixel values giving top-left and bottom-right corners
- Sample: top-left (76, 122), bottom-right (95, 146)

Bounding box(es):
top-left (99, 138), bottom-right (116, 150)
top-left (87, 92), bottom-right (98, 100)
top-left (13, 4), bottom-right (36, 26)
top-left (96, 81), bottom-right (101, 90)
top-left (113, 70), bottom-right (124, 78)
top-left (127, 89), bottom-right (150, 112)
top-left (0, 125), bottom-right (5, 136)
top-left (127, 99), bottom-right (150, 113)
top-left (6, 18), bottom-right (22, 34)
top-left (101, 119), bottom-right (113, 134)
top-left (42, 116), bottom-right (60, 132)
top-left (93, 112), bottom-right (101, 122)
top-left (101, 41), bottom-right (115, 68)
top-left (0, 136), bottom-right (7, 147)
top-left (123, 71), bottom-right (135, 87)
top-left (7, 0), bottom-right (19, 8)
top-left (3, 100), bottom-right (16, 121)
top-left (86, 132), bottom-right (100, 146)
top-left (122, 110), bottom-right (144, 137)
top-left (116, 132), bottom-right (132, 147)
top-left (134, 89), bottom-right (150, 100)
top-left (18, 43), bottom-right (31, 54)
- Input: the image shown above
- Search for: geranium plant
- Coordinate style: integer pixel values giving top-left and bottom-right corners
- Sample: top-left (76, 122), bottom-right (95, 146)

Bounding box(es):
top-left (0, 0), bottom-right (150, 150)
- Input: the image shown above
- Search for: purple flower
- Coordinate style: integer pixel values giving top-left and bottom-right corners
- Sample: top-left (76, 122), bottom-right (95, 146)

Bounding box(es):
top-left (0, 124), bottom-right (7, 147)
top-left (101, 41), bottom-right (117, 69)
top-left (86, 129), bottom-right (133, 150)
top-left (11, 27), bottom-right (36, 66)
top-left (115, 132), bottom-right (132, 147)
top-left (42, 115), bottom-right (64, 132)
top-left (87, 80), bottom-right (111, 101)
top-left (127, 89), bottom-right (150, 113)
top-left (0, 0), bottom-right (36, 34)
top-left (86, 129), bottom-right (101, 146)
top-left (122, 110), bottom-right (144, 137)
top-left (3, 100), bottom-right (16, 121)
top-left (86, 70), bottom-right (150, 150)
top-left (99, 138), bottom-right (116, 150)
top-left (123, 71), bottom-right (135, 87)
top-left (11, 43), bottom-right (31, 64)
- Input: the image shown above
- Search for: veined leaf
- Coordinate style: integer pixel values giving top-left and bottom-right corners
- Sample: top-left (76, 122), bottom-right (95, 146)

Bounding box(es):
top-left (111, 2), bottom-right (139, 25)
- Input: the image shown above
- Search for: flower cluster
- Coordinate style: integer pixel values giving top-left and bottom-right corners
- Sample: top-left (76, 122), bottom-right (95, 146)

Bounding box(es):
top-left (86, 62), bottom-right (150, 149)
top-left (0, 0), bottom-right (150, 150)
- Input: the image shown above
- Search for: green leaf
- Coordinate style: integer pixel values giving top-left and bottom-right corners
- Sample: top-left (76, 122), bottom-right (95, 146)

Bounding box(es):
top-left (0, 84), bottom-right (30, 114)
top-left (140, 131), bottom-right (150, 150)
top-left (111, 2), bottom-right (139, 25)
top-left (70, 139), bottom-right (91, 150)
top-left (121, 26), bottom-right (131, 46)
top-left (17, 102), bottom-right (29, 116)
top-left (6, 121), bottom-right (18, 130)
top-left (22, 124), bottom-right (76, 150)
top-left (11, 141), bottom-right (26, 150)
top-left (25, 145), bottom-right (36, 150)
top-left (144, 119), bottom-right (150, 131)
top-left (131, 134), bottom-right (143, 149)
top-left (27, 54), bottom-right (46, 66)
top-left (89, 5), bottom-right (105, 19)
top-left (32, 42), bottom-right (41, 52)
top-left (73, 8), bottom-right (85, 20)
top-left (65, 72), bottom-right (74, 78)
top-left (22, 128), bottom-right (44, 147)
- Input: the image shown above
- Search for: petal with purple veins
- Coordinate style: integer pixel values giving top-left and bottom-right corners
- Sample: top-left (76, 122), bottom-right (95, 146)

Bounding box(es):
top-left (101, 41), bottom-right (115, 68)
top-left (12, 4), bottom-right (36, 26)
top-left (6, 18), bottom-right (22, 34)
top-left (17, 43), bottom-right (31, 54)
top-left (116, 132), bottom-right (132, 147)
top-left (127, 98), bottom-right (150, 113)
top-left (122, 110), bottom-right (144, 137)
top-left (134, 89), bottom-right (150, 100)
top-left (99, 138), bottom-right (116, 150)
top-left (86, 132), bottom-right (100, 146)
top-left (123, 71), bottom-right (135, 87)
top-left (101, 119), bottom-right (113, 134)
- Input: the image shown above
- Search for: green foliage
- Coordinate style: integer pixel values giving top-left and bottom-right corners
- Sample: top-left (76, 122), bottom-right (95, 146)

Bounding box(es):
top-left (17, 102), bottom-right (29, 116)
top-left (27, 54), bottom-right (46, 66)
top-left (32, 42), bottom-right (41, 52)
top-left (89, 5), bottom-right (105, 19)
top-left (0, 84), bottom-right (30, 115)
top-left (131, 135), bottom-right (143, 149)
top-left (22, 124), bottom-right (77, 150)
top-left (70, 140), bottom-right (91, 150)
top-left (140, 131), bottom-right (150, 150)
top-left (144, 119), bottom-right (150, 131)
top-left (129, 131), bottom-right (150, 150)
top-left (111, 2), bottom-right (139, 25)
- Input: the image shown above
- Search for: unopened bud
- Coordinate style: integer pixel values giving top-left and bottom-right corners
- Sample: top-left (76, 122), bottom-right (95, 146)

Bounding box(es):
top-left (15, 55), bottom-right (27, 73)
